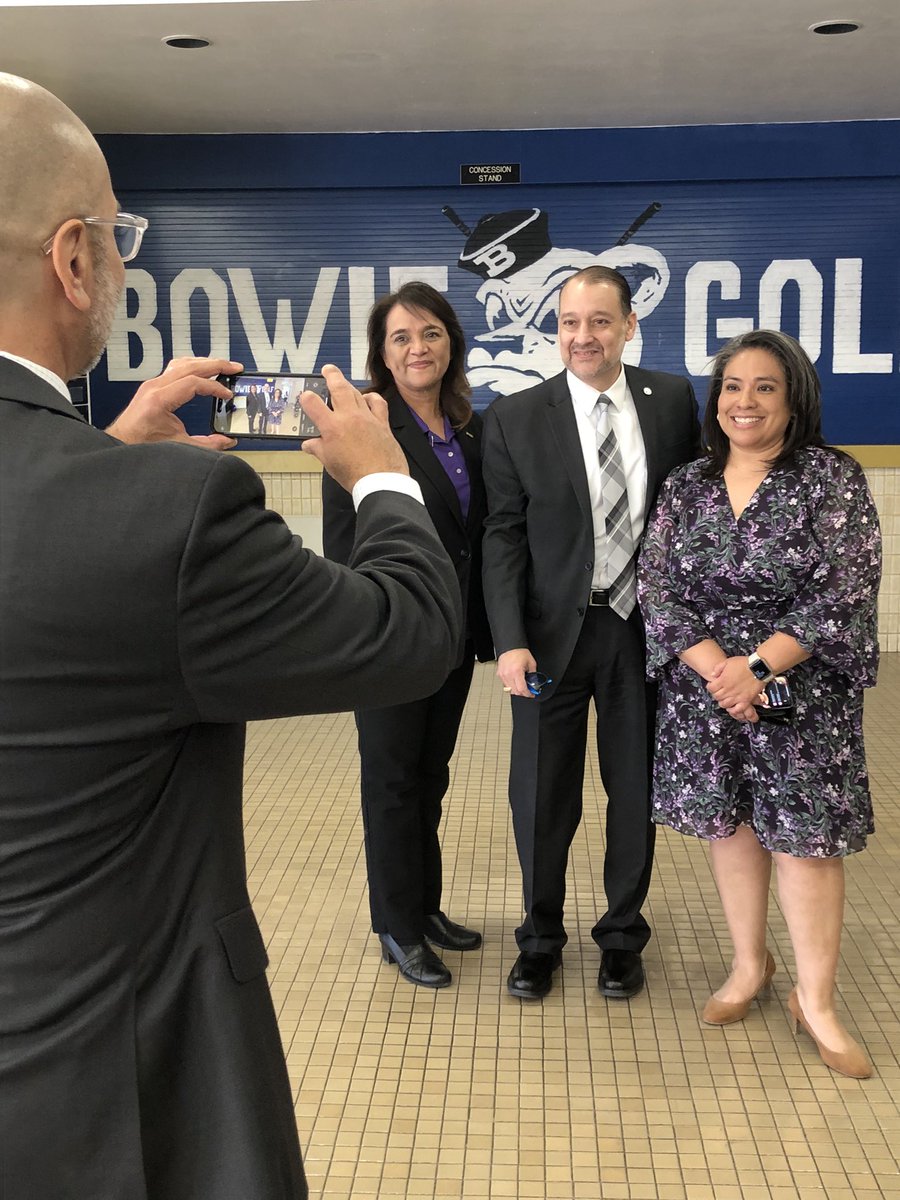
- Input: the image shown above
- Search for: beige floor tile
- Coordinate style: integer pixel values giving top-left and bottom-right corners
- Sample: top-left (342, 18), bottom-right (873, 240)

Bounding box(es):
top-left (245, 656), bottom-right (900, 1199)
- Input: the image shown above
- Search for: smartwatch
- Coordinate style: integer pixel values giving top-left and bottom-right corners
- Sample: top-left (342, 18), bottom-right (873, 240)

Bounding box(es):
top-left (748, 652), bottom-right (775, 683)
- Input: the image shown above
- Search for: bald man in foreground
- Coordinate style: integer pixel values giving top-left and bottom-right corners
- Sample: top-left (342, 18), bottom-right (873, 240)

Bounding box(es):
top-left (0, 74), bottom-right (461, 1199)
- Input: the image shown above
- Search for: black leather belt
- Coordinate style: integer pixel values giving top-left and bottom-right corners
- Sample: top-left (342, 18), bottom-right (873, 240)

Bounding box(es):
top-left (589, 589), bottom-right (610, 606)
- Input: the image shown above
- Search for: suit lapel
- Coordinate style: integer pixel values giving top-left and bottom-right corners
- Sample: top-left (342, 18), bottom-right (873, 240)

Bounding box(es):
top-left (387, 388), bottom-right (466, 530)
top-left (625, 365), bottom-right (662, 522)
top-left (458, 418), bottom-right (485, 534)
top-left (543, 372), bottom-right (593, 523)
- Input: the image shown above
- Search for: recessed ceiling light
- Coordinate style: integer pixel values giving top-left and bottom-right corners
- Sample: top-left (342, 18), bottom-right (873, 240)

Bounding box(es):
top-left (162, 35), bottom-right (212, 50)
top-left (809, 19), bottom-right (861, 35)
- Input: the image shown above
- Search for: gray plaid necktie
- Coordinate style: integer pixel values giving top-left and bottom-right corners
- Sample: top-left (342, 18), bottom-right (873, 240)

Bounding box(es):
top-left (595, 394), bottom-right (636, 619)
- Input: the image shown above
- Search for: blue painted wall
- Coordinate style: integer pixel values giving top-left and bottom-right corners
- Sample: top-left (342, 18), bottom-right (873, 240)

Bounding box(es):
top-left (94, 122), bottom-right (900, 446)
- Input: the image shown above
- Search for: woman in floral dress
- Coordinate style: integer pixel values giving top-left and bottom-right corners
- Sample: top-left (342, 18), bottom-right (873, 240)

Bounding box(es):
top-left (638, 329), bottom-right (881, 1078)
top-left (267, 386), bottom-right (286, 431)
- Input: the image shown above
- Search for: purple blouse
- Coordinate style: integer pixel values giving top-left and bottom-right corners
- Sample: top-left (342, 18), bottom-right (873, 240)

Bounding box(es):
top-left (408, 407), bottom-right (471, 520)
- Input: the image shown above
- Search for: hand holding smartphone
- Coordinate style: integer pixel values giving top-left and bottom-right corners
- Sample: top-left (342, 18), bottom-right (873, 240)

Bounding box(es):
top-left (210, 371), bottom-right (330, 441)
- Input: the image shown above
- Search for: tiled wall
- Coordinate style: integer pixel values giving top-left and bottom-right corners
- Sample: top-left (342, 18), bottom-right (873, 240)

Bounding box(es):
top-left (259, 469), bottom-right (324, 520)
top-left (867, 469), bottom-right (900, 652)
top-left (259, 465), bottom-right (900, 653)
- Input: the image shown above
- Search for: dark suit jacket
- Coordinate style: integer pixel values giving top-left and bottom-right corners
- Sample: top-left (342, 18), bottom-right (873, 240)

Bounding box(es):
top-left (481, 366), bottom-right (700, 691)
top-left (322, 386), bottom-right (494, 664)
top-left (0, 357), bottom-right (461, 1199)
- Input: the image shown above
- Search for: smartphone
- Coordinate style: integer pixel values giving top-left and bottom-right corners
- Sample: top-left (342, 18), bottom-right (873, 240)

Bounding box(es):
top-left (210, 371), bottom-right (330, 440)
top-left (755, 675), bottom-right (793, 725)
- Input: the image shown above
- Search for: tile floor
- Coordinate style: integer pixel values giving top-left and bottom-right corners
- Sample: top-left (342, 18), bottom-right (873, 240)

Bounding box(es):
top-left (244, 656), bottom-right (900, 1200)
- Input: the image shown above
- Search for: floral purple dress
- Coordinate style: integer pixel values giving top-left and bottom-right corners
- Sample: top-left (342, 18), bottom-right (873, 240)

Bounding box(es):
top-left (637, 447), bottom-right (881, 858)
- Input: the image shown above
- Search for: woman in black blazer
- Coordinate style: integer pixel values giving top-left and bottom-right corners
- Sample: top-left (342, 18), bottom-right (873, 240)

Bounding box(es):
top-left (322, 282), bottom-right (494, 988)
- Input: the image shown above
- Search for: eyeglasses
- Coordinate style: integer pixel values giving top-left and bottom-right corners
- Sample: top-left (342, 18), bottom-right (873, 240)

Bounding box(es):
top-left (41, 212), bottom-right (149, 263)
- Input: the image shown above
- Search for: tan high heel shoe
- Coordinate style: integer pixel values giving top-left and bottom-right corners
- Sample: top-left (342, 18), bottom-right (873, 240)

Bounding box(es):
top-left (701, 950), bottom-right (776, 1025)
top-left (787, 988), bottom-right (873, 1079)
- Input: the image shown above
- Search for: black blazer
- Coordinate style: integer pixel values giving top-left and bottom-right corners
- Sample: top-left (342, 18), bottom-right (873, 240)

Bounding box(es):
top-left (322, 386), bottom-right (495, 664)
top-left (0, 356), bottom-right (461, 1199)
top-left (481, 366), bottom-right (700, 689)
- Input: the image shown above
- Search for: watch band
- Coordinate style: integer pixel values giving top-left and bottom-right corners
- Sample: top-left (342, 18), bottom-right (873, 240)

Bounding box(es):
top-left (748, 652), bottom-right (775, 682)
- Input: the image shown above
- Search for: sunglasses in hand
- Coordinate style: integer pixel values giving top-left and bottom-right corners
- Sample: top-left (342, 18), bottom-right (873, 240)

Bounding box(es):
top-left (525, 671), bottom-right (552, 696)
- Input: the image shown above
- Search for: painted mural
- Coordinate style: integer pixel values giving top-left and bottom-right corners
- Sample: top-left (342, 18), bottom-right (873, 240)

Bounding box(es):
top-left (92, 179), bottom-right (899, 445)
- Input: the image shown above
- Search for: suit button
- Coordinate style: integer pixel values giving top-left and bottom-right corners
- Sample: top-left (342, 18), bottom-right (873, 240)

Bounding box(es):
top-left (585, 562), bottom-right (593, 570)
top-left (577, 607), bottom-right (585, 616)
top-left (460, 549), bottom-right (471, 560)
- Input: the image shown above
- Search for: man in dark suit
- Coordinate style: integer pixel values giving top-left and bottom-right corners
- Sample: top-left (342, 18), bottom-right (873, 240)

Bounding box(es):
top-left (0, 74), bottom-right (461, 1199)
top-left (258, 382), bottom-right (271, 434)
top-left (482, 265), bottom-right (700, 1001)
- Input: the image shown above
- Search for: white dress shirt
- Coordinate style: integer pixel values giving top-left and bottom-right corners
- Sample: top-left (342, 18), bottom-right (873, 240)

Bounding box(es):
top-left (352, 472), bottom-right (423, 509)
top-left (567, 366), bottom-right (647, 590)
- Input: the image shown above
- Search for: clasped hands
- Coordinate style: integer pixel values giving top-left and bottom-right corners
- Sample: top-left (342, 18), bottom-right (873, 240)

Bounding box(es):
top-left (706, 657), bottom-right (763, 723)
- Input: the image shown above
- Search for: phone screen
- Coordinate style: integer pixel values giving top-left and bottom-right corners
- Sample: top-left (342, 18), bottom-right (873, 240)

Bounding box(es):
top-left (211, 372), bottom-right (329, 439)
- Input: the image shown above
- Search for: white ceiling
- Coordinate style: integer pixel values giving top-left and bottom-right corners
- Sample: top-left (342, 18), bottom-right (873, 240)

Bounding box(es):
top-left (0, 0), bottom-right (898, 135)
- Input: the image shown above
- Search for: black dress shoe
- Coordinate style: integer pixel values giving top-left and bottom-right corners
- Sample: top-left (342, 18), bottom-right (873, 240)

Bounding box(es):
top-left (423, 912), bottom-right (483, 951)
top-left (598, 949), bottom-right (644, 999)
top-left (506, 950), bottom-right (561, 1000)
top-left (379, 934), bottom-right (451, 989)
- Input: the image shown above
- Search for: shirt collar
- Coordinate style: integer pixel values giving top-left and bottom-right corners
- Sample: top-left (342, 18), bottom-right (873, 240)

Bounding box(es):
top-left (566, 364), bottom-right (628, 417)
top-left (407, 404), bottom-right (453, 444)
top-left (0, 351), bottom-right (72, 401)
